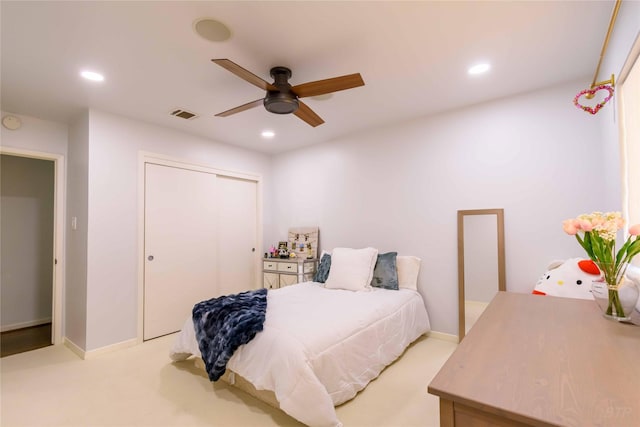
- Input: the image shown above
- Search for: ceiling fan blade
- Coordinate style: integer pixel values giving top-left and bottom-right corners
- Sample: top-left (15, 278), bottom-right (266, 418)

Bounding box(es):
top-left (292, 73), bottom-right (364, 98)
top-left (294, 101), bottom-right (325, 127)
top-left (212, 59), bottom-right (277, 91)
top-left (215, 99), bottom-right (264, 117)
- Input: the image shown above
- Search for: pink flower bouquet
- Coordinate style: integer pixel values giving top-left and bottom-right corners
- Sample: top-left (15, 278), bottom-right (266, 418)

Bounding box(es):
top-left (563, 211), bottom-right (640, 317)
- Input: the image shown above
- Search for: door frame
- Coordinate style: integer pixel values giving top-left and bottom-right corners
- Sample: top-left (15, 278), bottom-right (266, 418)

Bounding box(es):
top-left (136, 151), bottom-right (263, 344)
top-left (0, 147), bottom-right (65, 345)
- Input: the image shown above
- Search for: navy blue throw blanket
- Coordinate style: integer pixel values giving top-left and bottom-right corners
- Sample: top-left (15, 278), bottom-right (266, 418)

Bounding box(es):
top-left (192, 288), bottom-right (268, 381)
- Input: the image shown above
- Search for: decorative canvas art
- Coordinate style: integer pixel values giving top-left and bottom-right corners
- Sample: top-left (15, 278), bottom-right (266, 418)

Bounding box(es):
top-left (288, 227), bottom-right (319, 259)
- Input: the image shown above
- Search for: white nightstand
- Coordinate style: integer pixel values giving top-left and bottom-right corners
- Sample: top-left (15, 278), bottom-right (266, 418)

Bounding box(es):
top-left (263, 258), bottom-right (317, 289)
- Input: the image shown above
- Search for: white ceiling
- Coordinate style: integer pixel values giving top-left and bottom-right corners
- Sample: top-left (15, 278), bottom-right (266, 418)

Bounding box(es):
top-left (1, 1), bottom-right (614, 154)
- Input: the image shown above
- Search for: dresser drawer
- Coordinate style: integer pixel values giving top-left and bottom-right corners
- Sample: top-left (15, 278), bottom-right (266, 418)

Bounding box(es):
top-left (263, 261), bottom-right (278, 271)
top-left (277, 262), bottom-right (298, 273)
top-left (303, 262), bottom-right (315, 274)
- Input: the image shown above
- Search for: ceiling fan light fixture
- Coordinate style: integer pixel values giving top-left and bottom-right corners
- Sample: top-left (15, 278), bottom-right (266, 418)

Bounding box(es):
top-left (194, 18), bottom-right (231, 42)
top-left (264, 91), bottom-right (299, 114)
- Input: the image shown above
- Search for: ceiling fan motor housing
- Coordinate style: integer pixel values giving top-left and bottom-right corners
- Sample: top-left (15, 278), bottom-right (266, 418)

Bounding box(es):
top-left (264, 66), bottom-right (299, 114)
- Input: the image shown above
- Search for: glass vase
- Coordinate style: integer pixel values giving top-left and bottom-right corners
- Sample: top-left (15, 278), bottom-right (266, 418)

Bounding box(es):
top-left (591, 263), bottom-right (639, 321)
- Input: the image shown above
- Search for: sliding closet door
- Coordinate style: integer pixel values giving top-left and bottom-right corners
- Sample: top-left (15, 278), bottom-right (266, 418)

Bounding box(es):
top-left (143, 163), bottom-right (218, 340)
top-left (216, 176), bottom-right (258, 295)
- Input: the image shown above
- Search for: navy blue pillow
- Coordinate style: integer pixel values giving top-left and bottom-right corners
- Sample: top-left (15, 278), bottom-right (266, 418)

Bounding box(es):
top-left (370, 252), bottom-right (399, 290)
top-left (314, 253), bottom-right (331, 283)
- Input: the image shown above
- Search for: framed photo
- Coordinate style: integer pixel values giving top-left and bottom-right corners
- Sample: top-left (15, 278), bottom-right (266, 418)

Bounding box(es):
top-left (288, 227), bottom-right (319, 259)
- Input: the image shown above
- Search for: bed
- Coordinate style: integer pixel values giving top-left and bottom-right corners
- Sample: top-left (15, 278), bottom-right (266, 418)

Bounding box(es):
top-left (169, 250), bottom-right (431, 427)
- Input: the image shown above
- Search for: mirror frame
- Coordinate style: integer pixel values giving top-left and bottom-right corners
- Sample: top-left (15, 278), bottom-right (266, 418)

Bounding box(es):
top-left (457, 208), bottom-right (506, 341)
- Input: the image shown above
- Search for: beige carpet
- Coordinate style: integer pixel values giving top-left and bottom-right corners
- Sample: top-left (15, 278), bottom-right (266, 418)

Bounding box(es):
top-left (1, 333), bottom-right (456, 427)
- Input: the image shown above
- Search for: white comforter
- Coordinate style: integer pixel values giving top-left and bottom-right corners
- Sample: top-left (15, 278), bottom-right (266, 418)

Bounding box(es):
top-left (169, 282), bottom-right (430, 427)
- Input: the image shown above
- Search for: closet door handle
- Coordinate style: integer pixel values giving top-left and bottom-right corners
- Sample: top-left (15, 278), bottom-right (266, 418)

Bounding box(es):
top-left (148, 255), bottom-right (154, 261)
top-left (252, 248), bottom-right (255, 252)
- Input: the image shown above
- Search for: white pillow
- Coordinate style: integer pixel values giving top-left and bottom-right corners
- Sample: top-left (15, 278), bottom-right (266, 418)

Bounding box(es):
top-left (325, 247), bottom-right (378, 291)
top-left (397, 256), bottom-right (421, 290)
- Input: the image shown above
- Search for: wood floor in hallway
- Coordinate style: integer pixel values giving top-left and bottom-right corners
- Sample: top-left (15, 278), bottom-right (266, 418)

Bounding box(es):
top-left (1, 323), bottom-right (52, 357)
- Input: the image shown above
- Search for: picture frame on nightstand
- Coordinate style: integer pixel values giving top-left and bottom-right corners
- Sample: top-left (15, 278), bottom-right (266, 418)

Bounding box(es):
top-left (287, 227), bottom-right (319, 259)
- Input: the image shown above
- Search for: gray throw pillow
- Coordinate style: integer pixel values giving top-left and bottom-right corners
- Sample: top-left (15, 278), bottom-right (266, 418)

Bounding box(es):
top-left (314, 253), bottom-right (331, 283)
top-left (370, 252), bottom-right (399, 290)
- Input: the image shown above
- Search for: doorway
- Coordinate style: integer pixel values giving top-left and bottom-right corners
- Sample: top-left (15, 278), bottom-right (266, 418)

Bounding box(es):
top-left (1, 154), bottom-right (54, 356)
top-left (0, 148), bottom-right (65, 349)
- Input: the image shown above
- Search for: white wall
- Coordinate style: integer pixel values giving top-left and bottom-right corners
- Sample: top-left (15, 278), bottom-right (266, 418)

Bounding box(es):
top-left (66, 112), bottom-right (89, 349)
top-left (0, 111), bottom-right (68, 156)
top-left (1, 155), bottom-right (54, 330)
top-left (84, 110), bottom-right (272, 351)
top-left (271, 80), bottom-right (606, 335)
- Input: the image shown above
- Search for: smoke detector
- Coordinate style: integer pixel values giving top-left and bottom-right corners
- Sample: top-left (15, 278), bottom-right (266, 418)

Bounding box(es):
top-left (2, 115), bottom-right (22, 130)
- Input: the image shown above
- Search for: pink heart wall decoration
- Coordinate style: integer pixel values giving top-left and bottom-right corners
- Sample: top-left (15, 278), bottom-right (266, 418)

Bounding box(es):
top-left (573, 85), bottom-right (614, 115)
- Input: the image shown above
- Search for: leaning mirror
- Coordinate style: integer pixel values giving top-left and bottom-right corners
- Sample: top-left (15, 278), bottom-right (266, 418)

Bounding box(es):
top-left (457, 209), bottom-right (506, 341)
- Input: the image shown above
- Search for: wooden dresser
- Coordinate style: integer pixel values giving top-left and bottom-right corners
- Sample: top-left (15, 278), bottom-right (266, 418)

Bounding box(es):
top-left (428, 292), bottom-right (640, 427)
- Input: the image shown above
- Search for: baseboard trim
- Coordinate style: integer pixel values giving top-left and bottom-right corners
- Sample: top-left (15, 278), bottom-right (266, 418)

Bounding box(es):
top-left (64, 337), bottom-right (86, 359)
top-left (84, 338), bottom-right (137, 359)
top-left (1, 318), bottom-right (52, 332)
top-left (64, 337), bottom-right (138, 360)
top-left (427, 330), bottom-right (459, 343)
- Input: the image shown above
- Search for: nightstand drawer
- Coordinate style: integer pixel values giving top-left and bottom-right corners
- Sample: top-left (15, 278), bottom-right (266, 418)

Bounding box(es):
top-left (277, 262), bottom-right (297, 273)
top-left (263, 261), bottom-right (278, 271)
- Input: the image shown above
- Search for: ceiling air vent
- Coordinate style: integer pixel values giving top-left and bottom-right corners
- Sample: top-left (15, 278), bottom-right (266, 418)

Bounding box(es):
top-left (170, 109), bottom-right (198, 120)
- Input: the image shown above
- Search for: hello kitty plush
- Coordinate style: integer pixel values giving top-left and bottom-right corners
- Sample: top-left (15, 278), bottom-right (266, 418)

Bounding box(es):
top-left (533, 258), bottom-right (600, 300)
top-left (626, 264), bottom-right (640, 318)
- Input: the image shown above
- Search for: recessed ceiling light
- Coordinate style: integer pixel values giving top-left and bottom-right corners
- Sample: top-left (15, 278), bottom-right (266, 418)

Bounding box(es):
top-left (468, 63), bottom-right (491, 75)
top-left (194, 18), bottom-right (231, 42)
top-left (261, 130), bottom-right (275, 139)
top-left (80, 70), bottom-right (104, 82)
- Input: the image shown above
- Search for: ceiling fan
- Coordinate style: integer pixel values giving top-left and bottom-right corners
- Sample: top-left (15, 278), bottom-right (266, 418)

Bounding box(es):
top-left (212, 59), bottom-right (365, 127)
